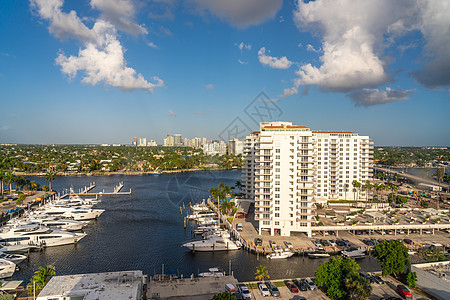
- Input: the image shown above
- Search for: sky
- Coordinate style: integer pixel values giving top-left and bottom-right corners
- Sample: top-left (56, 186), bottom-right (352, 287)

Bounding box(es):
top-left (0, 0), bottom-right (449, 146)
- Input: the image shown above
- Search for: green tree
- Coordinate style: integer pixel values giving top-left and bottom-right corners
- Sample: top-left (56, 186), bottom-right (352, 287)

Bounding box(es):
top-left (405, 269), bottom-right (417, 288)
top-left (416, 246), bottom-right (447, 262)
top-left (363, 181), bottom-right (372, 206)
top-left (212, 292), bottom-right (236, 300)
top-left (27, 264), bottom-right (56, 295)
top-left (42, 185), bottom-right (49, 192)
top-left (352, 180), bottom-right (361, 201)
top-left (315, 256), bottom-right (361, 299)
top-left (374, 240), bottom-right (410, 276)
top-left (255, 265), bottom-right (269, 282)
top-left (45, 172), bottom-right (55, 191)
top-left (3, 171), bottom-right (15, 195)
top-left (29, 180), bottom-right (39, 191)
top-left (345, 273), bottom-right (372, 300)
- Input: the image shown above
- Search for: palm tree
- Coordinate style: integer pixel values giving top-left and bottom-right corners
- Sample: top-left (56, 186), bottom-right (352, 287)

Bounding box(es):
top-left (234, 180), bottom-right (243, 193)
top-left (3, 171), bottom-right (15, 195)
top-left (255, 265), bottom-right (270, 282)
top-left (363, 180), bottom-right (373, 208)
top-left (352, 180), bottom-right (361, 201)
top-left (45, 172), bottom-right (55, 191)
top-left (27, 264), bottom-right (56, 295)
top-left (0, 170), bottom-right (4, 195)
top-left (29, 180), bottom-right (39, 191)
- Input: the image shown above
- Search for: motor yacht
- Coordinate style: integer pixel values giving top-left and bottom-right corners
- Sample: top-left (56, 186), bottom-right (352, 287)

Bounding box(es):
top-left (0, 251), bottom-right (27, 264)
top-left (38, 206), bottom-right (104, 221)
top-left (0, 224), bottom-right (86, 247)
top-left (266, 249), bottom-right (295, 259)
top-left (198, 267), bottom-right (225, 277)
top-left (308, 250), bottom-right (330, 258)
top-left (182, 234), bottom-right (241, 252)
top-left (0, 259), bottom-right (16, 278)
top-left (341, 248), bottom-right (366, 259)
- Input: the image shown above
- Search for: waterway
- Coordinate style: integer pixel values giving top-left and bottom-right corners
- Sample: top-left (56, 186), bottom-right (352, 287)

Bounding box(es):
top-left (11, 170), bottom-right (381, 283)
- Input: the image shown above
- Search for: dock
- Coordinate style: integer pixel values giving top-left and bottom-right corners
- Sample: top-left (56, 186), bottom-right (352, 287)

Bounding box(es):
top-left (60, 182), bottom-right (131, 198)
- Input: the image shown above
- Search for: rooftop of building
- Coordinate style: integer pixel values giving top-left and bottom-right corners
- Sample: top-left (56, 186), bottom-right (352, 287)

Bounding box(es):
top-left (36, 270), bottom-right (143, 300)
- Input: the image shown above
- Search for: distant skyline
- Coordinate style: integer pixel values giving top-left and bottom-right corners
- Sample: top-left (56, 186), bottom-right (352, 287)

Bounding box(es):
top-left (0, 1), bottom-right (449, 146)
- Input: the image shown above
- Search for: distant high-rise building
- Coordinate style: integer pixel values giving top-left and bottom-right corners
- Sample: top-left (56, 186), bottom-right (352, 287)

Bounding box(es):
top-left (203, 141), bottom-right (227, 155)
top-left (148, 140), bottom-right (157, 147)
top-left (167, 135), bottom-right (174, 146)
top-left (139, 138), bottom-right (147, 147)
top-left (228, 138), bottom-right (244, 155)
top-left (174, 134), bottom-right (182, 146)
top-left (243, 121), bottom-right (372, 237)
top-left (132, 137), bottom-right (138, 146)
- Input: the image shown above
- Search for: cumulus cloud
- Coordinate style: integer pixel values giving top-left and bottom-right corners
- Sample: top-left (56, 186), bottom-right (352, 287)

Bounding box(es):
top-left (168, 110), bottom-right (177, 117)
top-left (190, 0), bottom-right (282, 28)
top-left (258, 47), bottom-right (293, 69)
top-left (348, 87), bottom-right (415, 106)
top-left (306, 44), bottom-right (321, 53)
top-left (411, 1), bottom-right (450, 88)
top-left (31, 0), bottom-right (163, 93)
top-left (205, 83), bottom-right (214, 90)
top-left (30, 0), bottom-right (96, 42)
top-left (238, 59), bottom-right (248, 65)
top-left (292, 0), bottom-right (450, 93)
top-left (236, 42), bottom-right (251, 51)
top-left (90, 0), bottom-right (147, 35)
top-left (281, 87), bottom-right (298, 98)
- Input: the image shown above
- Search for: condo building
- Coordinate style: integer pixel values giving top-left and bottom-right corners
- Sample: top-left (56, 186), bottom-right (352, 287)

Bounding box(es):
top-left (242, 121), bottom-right (373, 237)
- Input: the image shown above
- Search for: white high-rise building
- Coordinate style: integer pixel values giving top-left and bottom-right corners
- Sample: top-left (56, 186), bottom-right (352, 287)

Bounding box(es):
top-left (243, 122), bottom-right (372, 237)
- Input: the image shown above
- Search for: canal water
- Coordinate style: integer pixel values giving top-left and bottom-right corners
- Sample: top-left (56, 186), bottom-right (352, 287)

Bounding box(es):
top-left (13, 170), bottom-right (380, 282)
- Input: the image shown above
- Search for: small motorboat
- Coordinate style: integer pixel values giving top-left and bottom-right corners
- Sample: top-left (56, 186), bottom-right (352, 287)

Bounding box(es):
top-left (266, 249), bottom-right (294, 259)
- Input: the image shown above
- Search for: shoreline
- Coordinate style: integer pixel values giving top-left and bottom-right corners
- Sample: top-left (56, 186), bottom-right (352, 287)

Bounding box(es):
top-left (15, 167), bottom-right (242, 177)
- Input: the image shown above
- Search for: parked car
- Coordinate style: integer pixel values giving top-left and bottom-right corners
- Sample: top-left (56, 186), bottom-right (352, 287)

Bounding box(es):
top-left (359, 271), bottom-right (374, 283)
top-left (396, 285), bottom-right (413, 298)
top-left (329, 240), bottom-right (337, 247)
top-left (225, 283), bottom-right (236, 293)
top-left (237, 283), bottom-right (251, 300)
top-left (403, 238), bottom-right (413, 245)
top-left (258, 283), bottom-right (271, 297)
top-left (321, 239), bottom-right (330, 247)
top-left (292, 279), bottom-right (307, 291)
top-left (254, 238), bottom-right (263, 246)
top-left (265, 281), bottom-right (280, 297)
top-left (304, 277), bottom-right (317, 290)
top-left (372, 274), bottom-right (384, 284)
top-left (290, 296), bottom-right (306, 300)
top-left (343, 239), bottom-right (351, 247)
top-left (232, 292), bottom-right (244, 300)
top-left (336, 239), bottom-right (345, 247)
top-left (284, 241), bottom-right (293, 249)
top-left (284, 281), bottom-right (299, 293)
top-left (313, 240), bottom-right (322, 247)
top-left (236, 223), bottom-right (243, 231)
top-left (269, 240), bottom-right (277, 248)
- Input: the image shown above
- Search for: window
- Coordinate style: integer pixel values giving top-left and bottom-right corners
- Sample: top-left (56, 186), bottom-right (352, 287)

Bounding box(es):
top-left (276, 149), bottom-right (280, 153)
top-left (275, 200), bottom-right (280, 204)
top-left (275, 194), bottom-right (280, 198)
top-left (275, 161), bottom-right (280, 166)
top-left (275, 221), bottom-right (279, 225)
top-left (275, 213), bottom-right (280, 217)
top-left (275, 168), bottom-right (280, 172)
top-left (276, 155), bottom-right (280, 159)
top-left (275, 187), bottom-right (280, 191)
top-left (275, 207), bottom-right (280, 211)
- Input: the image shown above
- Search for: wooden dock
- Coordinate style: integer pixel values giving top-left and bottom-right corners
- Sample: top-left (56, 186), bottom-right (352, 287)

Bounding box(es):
top-left (60, 182), bottom-right (131, 198)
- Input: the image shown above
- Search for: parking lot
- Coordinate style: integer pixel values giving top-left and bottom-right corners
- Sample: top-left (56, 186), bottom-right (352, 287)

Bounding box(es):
top-left (243, 274), bottom-right (429, 300)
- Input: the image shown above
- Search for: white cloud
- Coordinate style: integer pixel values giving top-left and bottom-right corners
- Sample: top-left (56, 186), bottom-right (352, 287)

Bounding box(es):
top-left (31, 0), bottom-right (163, 93)
top-left (293, 0), bottom-right (450, 92)
top-left (90, 0), bottom-right (147, 35)
top-left (205, 83), bottom-right (214, 90)
top-left (258, 47), bottom-right (293, 69)
top-left (281, 87), bottom-right (298, 98)
top-left (238, 59), bottom-right (248, 65)
top-left (306, 44), bottom-right (321, 53)
top-left (348, 87), bottom-right (415, 106)
top-left (30, 0), bottom-right (96, 42)
top-left (147, 42), bottom-right (159, 49)
top-left (411, 1), bottom-right (450, 88)
top-left (190, 0), bottom-right (282, 28)
top-left (236, 42), bottom-right (251, 51)
top-left (168, 110), bottom-right (177, 117)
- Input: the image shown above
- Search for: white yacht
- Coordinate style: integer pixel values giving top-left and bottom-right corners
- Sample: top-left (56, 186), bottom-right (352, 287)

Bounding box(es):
top-left (0, 259), bottom-right (16, 278)
top-left (39, 206), bottom-right (104, 221)
top-left (341, 248), bottom-right (366, 259)
top-left (0, 224), bottom-right (86, 247)
top-left (266, 249), bottom-right (295, 259)
top-left (198, 267), bottom-right (225, 277)
top-left (190, 201), bottom-right (210, 212)
top-left (182, 234), bottom-right (241, 252)
top-left (0, 252), bottom-right (27, 264)
top-left (8, 216), bottom-right (86, 231)
top-left (308, 250), bottom-right (330, 258)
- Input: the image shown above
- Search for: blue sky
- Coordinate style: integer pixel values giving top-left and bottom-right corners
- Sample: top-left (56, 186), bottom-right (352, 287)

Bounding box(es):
top-left (0, 0), bottom-right (449, 146)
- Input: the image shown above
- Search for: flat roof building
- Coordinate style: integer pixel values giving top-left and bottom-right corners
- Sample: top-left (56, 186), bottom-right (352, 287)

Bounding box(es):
top-left (36, 270), bottom-right (144, 300)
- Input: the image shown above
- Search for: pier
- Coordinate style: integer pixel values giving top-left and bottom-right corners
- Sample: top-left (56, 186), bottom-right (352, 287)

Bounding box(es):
top-left (60, 182), bottom-right (131, 198)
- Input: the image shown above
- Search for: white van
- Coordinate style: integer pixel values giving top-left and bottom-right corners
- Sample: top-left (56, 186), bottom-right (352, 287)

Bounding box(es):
top-left (236, 223), bottom-right (243, 231)
top-left (225, 283), bottom-right (236, 293)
